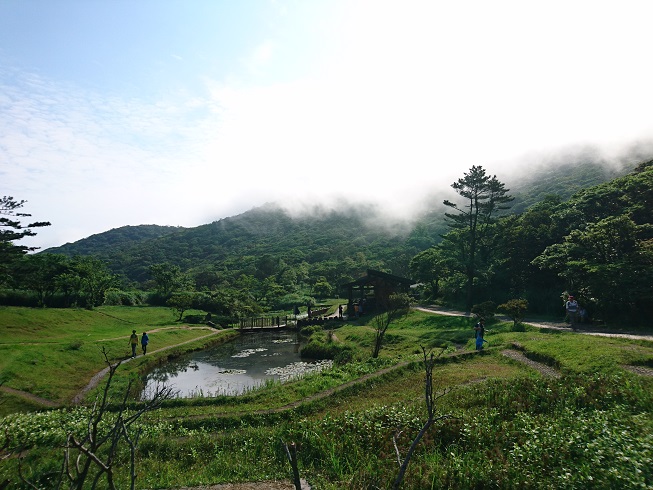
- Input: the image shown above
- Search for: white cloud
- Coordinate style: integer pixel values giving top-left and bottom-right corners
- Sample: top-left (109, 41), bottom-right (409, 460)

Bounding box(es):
top-left (3, 0), bottom-right (653, 250)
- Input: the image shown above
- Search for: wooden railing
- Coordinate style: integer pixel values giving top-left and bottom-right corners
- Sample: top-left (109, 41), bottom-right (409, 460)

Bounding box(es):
top-left (239, 316), bottom-right (291, 330)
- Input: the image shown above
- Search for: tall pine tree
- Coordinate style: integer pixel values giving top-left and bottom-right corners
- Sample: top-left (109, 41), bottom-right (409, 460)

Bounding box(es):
top-left (443, 166), bottom-right (513, 311)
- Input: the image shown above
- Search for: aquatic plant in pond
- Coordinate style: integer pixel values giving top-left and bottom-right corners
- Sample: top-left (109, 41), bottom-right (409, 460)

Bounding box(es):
top-left (231, 348), bottom-right (267, 358)
top-left (141, 330), bottom-right (329, 398)
top-left (266, 360), bottom-right (333, 382)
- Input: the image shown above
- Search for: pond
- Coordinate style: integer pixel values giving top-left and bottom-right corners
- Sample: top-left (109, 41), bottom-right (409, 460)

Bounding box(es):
top-left (140, 329), bottom-right (332, 399)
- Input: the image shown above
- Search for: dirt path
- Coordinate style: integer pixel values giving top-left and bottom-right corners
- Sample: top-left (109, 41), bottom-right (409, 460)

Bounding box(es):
top-left (0, 386), bottom-right (59, 408)
top-left (71, 330), bottom-right (222, 404)
top-left (414, 306), bottom-right (653, 342)
top-left (500, 349), bottom-right (561, 378)
top-left (0, 328), bottom-right (224, 407)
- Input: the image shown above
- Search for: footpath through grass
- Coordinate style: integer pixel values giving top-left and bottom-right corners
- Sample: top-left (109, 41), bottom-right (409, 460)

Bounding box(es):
top-left (1, 306), bottom-right (653, 489)
top-left (0, 306), bottom-right (236, 408)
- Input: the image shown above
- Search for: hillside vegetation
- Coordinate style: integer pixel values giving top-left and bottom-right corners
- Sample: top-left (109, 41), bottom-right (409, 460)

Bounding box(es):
top-left (2, 158), bottom-right (650, 326)
top-left (43, 160), bottom-right (634, 281)
top-left (1, 306), bottom-right (652, 489)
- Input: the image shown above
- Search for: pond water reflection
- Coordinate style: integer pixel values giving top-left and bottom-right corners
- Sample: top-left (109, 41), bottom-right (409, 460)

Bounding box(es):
top-left (141, 330), bottom-right (331, 399)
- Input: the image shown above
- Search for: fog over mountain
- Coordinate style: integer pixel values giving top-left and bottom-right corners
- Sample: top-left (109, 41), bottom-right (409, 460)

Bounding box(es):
top-left (3, 2), bottom-right (652, 250)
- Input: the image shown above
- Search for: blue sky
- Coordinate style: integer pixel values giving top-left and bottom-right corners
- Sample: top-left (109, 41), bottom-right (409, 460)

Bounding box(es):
top-left (2, 0), bottom-right (653, 250)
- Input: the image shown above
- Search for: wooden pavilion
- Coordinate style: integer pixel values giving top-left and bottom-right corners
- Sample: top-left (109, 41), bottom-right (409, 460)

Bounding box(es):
top-left (340, 269), bottom-right (414, 315)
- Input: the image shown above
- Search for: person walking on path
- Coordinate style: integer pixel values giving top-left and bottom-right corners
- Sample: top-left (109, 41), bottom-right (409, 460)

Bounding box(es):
top-left (129, 330), bottom-right (138, 358)
top-left (141, 331), bottom-right (149, 355)
top-left (566, 295), bottom-right (579, 329)
top-left (474, 318), bottom-right (485, 339)
top-left (474, 318), bottom-right (487, 350)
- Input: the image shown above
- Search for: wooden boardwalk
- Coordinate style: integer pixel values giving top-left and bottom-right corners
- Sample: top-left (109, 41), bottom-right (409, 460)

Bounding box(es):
top-left (238, 315), bottom-right (294, 330)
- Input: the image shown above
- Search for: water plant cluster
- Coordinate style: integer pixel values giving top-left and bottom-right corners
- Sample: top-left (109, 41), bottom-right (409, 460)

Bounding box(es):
top-left (265, 360), bottom-right (334, 382)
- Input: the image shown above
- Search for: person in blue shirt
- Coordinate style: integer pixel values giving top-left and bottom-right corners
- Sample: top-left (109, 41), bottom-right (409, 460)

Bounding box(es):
top-left (141, 331), bottom-right (149, 355)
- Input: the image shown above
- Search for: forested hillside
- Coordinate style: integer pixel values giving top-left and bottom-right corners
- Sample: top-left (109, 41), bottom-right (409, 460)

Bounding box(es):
top-left (4, 158), bottom-right (648, 326)
top-left (45, 203), bottom-right (417, 284)
top-left (45, 224), bottom-right (185, 257)
top-left (508, 159), bottom-right (632, 213)
top-left (43, 159), bottom-right (635, 284)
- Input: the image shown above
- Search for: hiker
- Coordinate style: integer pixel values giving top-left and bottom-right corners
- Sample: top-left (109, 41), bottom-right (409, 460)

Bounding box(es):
top-left (476, 334), bottom-right (488, 351)
top-left (338, 304), bottom-right (343, 319)
top-left (474, 318), bottom-right (485, 339)
top-left (129, 330), bottom-right (138, 358)
top-left (141, 331), bottom-right (149, 355)
top-left (566, 295), bottom-right (579, 328)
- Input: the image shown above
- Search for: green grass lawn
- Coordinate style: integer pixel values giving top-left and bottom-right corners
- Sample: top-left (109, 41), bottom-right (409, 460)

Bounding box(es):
top-left (0, 306), bottom-right (236, 407)
top-left (1, 305), bottom-right (653, 489)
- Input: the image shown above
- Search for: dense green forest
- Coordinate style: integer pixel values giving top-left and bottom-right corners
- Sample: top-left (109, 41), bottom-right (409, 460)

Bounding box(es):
top-left (2, 159), bottom-right (651, 326)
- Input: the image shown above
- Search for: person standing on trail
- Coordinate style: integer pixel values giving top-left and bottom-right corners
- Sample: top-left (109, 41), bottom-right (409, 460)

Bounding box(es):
top-left (129, 330), bottom-right (138, 358)
top-left (474, 318), bottom-right (485, 339)
top-left (141, 331), bottom-right (149, 355)
top-left (475, 333), bottom-right (488, 350)
top-left (566, 295), bottom-right (579, 328)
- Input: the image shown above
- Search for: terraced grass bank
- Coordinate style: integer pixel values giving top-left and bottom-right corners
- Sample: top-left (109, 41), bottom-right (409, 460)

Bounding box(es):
top-left (1, 306), bottom-right (652, 489)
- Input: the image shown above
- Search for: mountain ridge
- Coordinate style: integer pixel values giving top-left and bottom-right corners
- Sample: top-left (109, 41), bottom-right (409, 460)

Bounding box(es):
top-left (41, 159), bottom-right (639, 283)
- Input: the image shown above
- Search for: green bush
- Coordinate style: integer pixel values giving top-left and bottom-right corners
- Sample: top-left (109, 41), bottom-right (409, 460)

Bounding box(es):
top-left (183, 314), bottom-right (205, 324)
top-left (299, 325), bottom-right (323, 337)
top-left (471, 300), bottom-right (496, 320)
top-left (301, 338), bottom-right (350, 360)
top-left (0, 289), bottom-right (39, 307)
top-left (511, 322), bottom-right (526, 332)
top-left (275, 293), bottom-right (314, 310)
top-left (498, 298), bottom-right (529, 327)
top-left (103, 288), bottom-right (147, 306)
top-left (65, 340), bottom-right (83, 351)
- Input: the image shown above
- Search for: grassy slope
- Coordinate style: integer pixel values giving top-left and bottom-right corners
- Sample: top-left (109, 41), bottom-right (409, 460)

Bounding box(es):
top-left (1, 306), bottom-right (653, 488)
top-left (3, 305), bottom-right (652, 411)
top-left (0, 306), bottom-right (236, 407)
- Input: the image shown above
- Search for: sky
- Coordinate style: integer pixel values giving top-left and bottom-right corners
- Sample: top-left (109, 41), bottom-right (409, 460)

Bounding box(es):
top-left (2, 0), bottom-right (653, 250)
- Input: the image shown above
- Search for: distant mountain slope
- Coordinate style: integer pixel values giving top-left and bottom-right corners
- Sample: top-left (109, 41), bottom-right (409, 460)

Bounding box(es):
top-left (44, 225), bottom-right (186, 257)
top-left (41, 158), bottom-right (644, 284)
top-left (508, 159), bottom-right (634, 213)
top-left (99, 203), bottom-right (416, 282)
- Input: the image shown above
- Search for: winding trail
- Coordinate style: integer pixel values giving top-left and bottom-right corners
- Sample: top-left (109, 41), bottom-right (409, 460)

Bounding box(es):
top-left (414, 306), bottom-right (653, 342)
top-left (500, 349), bottom-right (561, 378)
top-left (0, 327), bottom-right (223, 408)
top-left (0, 386), bottom-right (58, 408)
top-left (71, 328), bottom-right (222, 404)
top-left (4, 308), bottom-right (653, 409)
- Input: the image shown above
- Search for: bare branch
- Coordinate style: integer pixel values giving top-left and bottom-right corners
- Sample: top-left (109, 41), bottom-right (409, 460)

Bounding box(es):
top-left (392, 346), bottom-right (453, 490)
